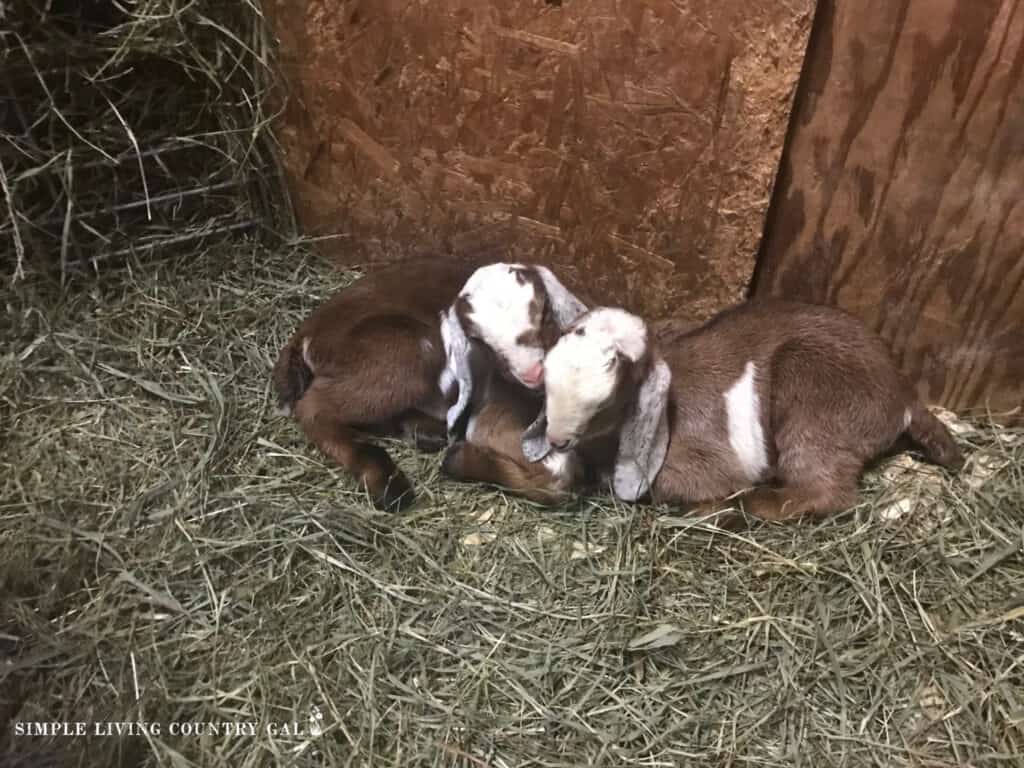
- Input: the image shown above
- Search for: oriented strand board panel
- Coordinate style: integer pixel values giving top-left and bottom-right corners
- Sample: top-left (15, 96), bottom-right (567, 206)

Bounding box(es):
top-left (268, 0), bottom-right (812, 320)
top-left (754, 0), bottom-right (1024, 419)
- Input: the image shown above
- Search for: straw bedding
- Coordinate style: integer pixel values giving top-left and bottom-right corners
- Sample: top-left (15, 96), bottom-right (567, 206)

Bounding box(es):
top-left (3, 243), bottom-right (1022, 767)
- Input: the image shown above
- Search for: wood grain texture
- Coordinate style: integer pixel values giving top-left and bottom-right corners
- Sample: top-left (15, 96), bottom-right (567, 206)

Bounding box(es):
top-left (267, 0), bottom-right (812, 321)
top-left (754, 0), bottom-right (1024, 420)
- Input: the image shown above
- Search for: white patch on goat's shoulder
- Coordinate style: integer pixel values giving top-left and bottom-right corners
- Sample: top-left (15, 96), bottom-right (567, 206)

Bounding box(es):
top-left (723, 361), bottom-right (768, 482)
top-left (301, 337), bottom-right (314, 370)
top-left (903, 407), bottom-right (913, 430)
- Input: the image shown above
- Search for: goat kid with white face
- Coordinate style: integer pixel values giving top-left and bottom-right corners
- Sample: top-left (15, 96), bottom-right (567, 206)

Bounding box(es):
top-left (272, 256), bottom-right (583, 515)
top-left (530, 301), bottom-right (965, 523)
top-left (439, 263), bottom-right (591, 504)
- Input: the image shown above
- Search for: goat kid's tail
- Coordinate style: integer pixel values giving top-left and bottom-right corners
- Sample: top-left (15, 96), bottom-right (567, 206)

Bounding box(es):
top-left (906, 402), bottom-right (965, 471)
top-left (271, 336), bottom-right (314, 416)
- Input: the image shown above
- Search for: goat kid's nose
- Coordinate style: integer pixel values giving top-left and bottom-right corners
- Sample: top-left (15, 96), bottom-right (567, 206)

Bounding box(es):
top-left (520, 362), bottom-right (544, 387)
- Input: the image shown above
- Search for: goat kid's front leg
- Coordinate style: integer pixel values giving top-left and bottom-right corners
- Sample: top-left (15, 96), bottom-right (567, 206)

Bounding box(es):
top-left (296, 404), bottom-right (415, 513)
top-left (441, 441), bottom-right (574, 507)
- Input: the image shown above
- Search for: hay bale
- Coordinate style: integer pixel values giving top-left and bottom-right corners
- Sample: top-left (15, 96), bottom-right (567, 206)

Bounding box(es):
top-left (1, 0), bottom-right (288, 283)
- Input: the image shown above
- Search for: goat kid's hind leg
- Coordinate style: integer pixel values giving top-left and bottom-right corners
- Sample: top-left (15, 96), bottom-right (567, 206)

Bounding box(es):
top-left (296, 404), bottom-right (415, 513)
top-left (741, 453), bottom-right (862, 523)
top-left (682, 498), bottom-right (750, 531)
top-left (441, 441), bottom-right (571, 507)
top-left (739, 484), bottom-right (856, 523)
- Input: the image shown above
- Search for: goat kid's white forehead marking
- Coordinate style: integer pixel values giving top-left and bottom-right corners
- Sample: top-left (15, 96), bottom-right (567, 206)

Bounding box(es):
top-left (564, 308), bottom-right (648, 360)
top-left (461, 263), bottom-right (535, 324)
top-left (460, 263), bottom-right (544, 373)
top-left (543, 309), bottom-right (647, 436)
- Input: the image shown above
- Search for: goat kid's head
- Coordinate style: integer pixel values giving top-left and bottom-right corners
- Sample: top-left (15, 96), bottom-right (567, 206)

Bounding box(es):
top-left (441, 262), bottom-right (586, 434)
top-left (456, 263), bottom-right (586, 389)
top-left (525, 308), bottom-right (673, 502)
top-left (543, 309), bottom-right (649, 447)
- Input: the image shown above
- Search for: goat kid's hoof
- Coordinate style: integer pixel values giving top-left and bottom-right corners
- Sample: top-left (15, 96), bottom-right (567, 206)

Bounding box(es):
top-left (440, 441), bottom-right (467, 478)
top-left (936, 444), bottom-right (966, 473)
top-left (373, 472), bottom-right (416, 513)
top-left (413, 431), bottom-right (448, 454)
top-left (738, 488), bottom-right (780, 520)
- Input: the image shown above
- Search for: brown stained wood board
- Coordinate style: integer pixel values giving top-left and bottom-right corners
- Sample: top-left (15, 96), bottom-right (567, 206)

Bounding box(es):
top-left (267, 0), bottom-right (813, 321)
top-left (754, 0), bottom-right (1024, 421)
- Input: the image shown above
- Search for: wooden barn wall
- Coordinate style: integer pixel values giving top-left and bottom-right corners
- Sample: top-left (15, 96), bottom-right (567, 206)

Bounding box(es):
top-left (267, 0), bottom-right (813, 321)
top-left (754, 0), bottom-right (1024, 420)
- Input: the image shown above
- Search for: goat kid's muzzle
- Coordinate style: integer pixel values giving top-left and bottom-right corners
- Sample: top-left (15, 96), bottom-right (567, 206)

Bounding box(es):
top-left (546, 434), bottom-right (576, 452)
top-left (517, 361), bottom-right (544, 389)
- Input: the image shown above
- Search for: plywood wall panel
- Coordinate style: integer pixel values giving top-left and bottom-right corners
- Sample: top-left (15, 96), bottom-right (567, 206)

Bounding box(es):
top-left (754, 0), bottom-right (1024, 420)
top-left (268, 0), bottom-right (812, 320)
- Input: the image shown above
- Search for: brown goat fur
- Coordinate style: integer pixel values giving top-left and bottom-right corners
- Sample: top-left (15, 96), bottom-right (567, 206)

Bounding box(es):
top-left (539, 299), bottom-right (964, 523)
top-left (271, 257), bottom-right (488, 512)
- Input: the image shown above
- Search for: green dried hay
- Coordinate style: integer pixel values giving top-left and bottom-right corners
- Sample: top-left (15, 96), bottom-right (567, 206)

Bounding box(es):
top-left (1, 0), bottom-right (287, 285)
top-left (2, 242), bottom-right (1023, 767)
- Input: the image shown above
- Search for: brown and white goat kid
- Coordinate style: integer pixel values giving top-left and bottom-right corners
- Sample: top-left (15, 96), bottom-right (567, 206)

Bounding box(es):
top-left (526, 301), bottom-right (965, 522)
top-left (440, 263), bottom-right (590, 505)
top-left (272, 258), bottom-right (586, 513)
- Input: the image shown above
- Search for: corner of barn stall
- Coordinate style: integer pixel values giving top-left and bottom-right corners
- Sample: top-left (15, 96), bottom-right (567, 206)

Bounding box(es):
top-left (4, 1), bottom-right (1024, 766)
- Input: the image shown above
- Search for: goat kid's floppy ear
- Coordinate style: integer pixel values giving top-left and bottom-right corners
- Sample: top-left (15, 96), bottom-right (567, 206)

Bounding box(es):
top-left (440, 306), bottom-right (474, 436)
top-left (534, 266), bottom-right (588, 330)
top-left (521, 406), bottom-right (551, 462)
top-left (613, 357), bottom-right (672, 502)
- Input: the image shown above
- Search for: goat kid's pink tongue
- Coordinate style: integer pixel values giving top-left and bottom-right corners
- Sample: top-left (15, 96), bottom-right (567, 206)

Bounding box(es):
top-left (521, 362), bottom-right (544, 386)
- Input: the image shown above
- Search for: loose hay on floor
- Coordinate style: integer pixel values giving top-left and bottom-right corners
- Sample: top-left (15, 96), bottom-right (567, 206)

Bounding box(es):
top-left (3, 1), bottom-right (282, 283)
top-left (2, 244), bottom-right (1023, 767)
